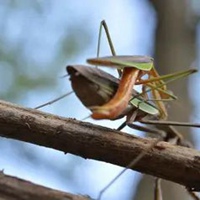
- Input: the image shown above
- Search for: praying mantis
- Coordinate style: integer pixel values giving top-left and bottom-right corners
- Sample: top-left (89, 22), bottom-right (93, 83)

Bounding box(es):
top-left (66, 20), bottom-right (198, 200)
top-left (36, 20), bottom-right (199, 200)
top-left (67, 64), bottom-right (195, 134)
top-left (67, 20), bottom-right (196, 133)
top-left (87, 55), bottom-right (168, 120)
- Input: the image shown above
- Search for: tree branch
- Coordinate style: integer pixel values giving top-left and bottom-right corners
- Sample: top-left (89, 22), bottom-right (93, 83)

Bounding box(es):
top-left (0, 171), bottom-right (91, 200)
top-left (0, 100), bottom-right (200, 191)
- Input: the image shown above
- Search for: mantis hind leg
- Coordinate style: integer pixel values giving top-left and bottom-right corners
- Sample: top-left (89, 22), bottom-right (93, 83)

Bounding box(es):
top-left (150, 68), bottom-right (168, 99)
top-left (136, 70), bottom-right (168, 119)
top-left (141, 69), bottom-right (168, 119)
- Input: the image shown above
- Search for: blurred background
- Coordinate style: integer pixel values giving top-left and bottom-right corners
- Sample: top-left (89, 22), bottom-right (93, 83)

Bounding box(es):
top-left (0, 0), bottom-right (200, 199)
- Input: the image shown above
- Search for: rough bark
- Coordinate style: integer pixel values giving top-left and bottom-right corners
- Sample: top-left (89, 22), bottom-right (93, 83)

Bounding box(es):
top-left (0, 171), bottom-right (90, 200)
top-left (0, 100), bottom-right (200, 191)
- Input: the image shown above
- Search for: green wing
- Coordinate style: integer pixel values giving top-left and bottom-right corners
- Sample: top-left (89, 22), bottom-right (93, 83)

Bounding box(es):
top-left (87, 55), bottom-right (154, 71)
top-left (130, 98), bottom-right (159, 115)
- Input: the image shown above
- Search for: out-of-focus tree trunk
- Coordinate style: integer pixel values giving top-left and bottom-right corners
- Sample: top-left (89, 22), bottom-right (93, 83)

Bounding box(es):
top-left (133, 1), bottom-right (197, 200)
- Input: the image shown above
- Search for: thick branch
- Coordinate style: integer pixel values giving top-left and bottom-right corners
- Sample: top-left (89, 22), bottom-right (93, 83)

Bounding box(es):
top-left (0, 171), bottom-right (90, 200)
top-left (0, 100), bottom-right (200, 190)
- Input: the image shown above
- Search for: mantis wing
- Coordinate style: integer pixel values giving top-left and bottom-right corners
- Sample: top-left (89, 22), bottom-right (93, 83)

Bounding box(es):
top-left (130, 98), bottom-right (159, 115)
top-left (87, 55), bottom-right (153, 71)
